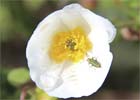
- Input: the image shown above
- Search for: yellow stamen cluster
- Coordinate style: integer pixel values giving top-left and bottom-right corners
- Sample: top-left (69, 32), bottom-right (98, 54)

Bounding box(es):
top-left (49, 27), bottom-right (92, 63)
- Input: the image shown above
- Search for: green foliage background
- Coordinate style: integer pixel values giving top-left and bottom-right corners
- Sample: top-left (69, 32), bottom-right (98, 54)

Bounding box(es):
top-left (0, 0), bottom-right (139, 100)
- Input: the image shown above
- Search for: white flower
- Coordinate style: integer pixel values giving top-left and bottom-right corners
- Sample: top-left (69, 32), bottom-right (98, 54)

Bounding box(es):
top-left (26, 3), bottom-right (116, 98)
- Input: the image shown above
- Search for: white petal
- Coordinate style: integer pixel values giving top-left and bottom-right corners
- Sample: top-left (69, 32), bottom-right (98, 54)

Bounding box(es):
top-left (64, 4), bottom-right (116, 43)
top-left (47, 52), bottom-right (113, 98)
top-left (59, 5), bottom-right (91, 33)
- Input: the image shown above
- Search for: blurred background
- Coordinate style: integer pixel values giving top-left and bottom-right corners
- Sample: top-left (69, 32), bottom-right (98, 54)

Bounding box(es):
top-left (0, 0), bottom-right (140, 100)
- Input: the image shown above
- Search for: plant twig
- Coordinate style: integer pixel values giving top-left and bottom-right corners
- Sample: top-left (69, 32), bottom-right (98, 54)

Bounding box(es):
top-left (20, 86), bottom-right (28, 100)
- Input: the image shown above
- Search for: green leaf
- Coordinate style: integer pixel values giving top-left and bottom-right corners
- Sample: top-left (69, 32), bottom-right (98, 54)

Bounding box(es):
top-left (7, 68), bottom-right (30, 87)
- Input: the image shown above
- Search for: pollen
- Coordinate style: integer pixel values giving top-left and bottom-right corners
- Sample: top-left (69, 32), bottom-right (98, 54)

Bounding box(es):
top-left (48, 27), bottom-right (92, 63)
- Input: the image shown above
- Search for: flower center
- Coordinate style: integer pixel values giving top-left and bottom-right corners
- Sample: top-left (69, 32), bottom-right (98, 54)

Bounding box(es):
top-left (65, 38), bottom-right (77, 51)
top-left (48, 27), bottom-right (92, 63)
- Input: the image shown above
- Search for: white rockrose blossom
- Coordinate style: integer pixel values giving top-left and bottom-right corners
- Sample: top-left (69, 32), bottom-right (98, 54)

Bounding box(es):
top-left (26, 3), bottom-right (116, 98)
